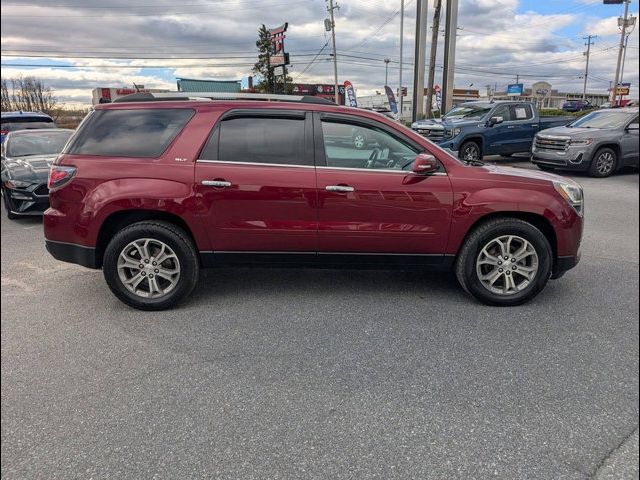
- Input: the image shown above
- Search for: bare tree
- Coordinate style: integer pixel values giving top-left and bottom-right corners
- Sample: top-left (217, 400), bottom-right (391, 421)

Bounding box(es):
top-left (0, 76), bottom-right (58, 116)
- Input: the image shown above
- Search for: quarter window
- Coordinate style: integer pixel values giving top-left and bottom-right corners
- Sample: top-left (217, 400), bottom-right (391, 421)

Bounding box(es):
top-left (213, 116), bottom-right (308, 166)
top-left (321, 120), bottom-right (418, 170)
top-left (66, 108), bottom-right (194, 157)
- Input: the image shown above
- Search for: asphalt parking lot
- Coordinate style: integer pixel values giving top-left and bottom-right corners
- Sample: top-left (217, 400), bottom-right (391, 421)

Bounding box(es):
top-left (1, 158), bottom-right (638, 479)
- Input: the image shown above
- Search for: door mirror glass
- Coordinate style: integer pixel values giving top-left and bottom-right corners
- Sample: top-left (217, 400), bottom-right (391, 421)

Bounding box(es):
top-left (412, 153), bottom-right (438, 174)
top-left (488, 116), bottom-right (504, 127)
top-left (627, 123), bottom-right (639, 131)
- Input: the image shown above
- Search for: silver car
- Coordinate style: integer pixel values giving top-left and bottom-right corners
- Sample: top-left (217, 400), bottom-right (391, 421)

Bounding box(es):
top-left (531, 108), bottom-right (639, 177)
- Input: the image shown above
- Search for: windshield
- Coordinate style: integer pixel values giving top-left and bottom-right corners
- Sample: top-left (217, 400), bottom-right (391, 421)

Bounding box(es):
top-left (7, 131), bottom-right (72, 157)
top-left (443, 105), bottom-right (491, 120)
top-left (568, 111), bottom-right (634, 129)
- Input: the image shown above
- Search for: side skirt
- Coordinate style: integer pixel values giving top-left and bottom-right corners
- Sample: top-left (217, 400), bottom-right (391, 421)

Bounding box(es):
top-left (200, 251), bottom-right (455, 271)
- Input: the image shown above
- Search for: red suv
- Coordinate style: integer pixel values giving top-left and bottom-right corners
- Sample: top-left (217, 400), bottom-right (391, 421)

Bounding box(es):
top-left (44, 93), bottom-right (583, 310)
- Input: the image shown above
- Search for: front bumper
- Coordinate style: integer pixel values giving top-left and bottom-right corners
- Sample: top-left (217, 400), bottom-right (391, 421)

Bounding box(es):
top-left (531, 145), bottom-right (594, 170)
top-left (551, 252), bottom-right (581, 279)
top-left (3, 183), bottom-right (50, 215)
top-left (45, 240), bottom-right (100, 269)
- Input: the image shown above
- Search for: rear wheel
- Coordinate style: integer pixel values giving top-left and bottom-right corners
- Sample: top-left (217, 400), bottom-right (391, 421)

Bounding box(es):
top-left (103, 221), bottom-right (199, 310)
top-left (588, 147), bottom-right (617, 177)
top-left (455, 218), bottom-right (552, 306)
top-left (459, 141), bottom-right (482, 162)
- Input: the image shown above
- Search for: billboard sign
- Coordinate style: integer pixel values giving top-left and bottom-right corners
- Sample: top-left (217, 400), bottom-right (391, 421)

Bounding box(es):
top-left (507, 83), bottom-right (524, 96)
top-left (616, 82), bottom-right (631, 95)
top-left (344, 81), bottom-right (358, 107)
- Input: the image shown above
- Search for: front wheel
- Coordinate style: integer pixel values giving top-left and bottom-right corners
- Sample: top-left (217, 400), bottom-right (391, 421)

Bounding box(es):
top-left (103, 221), bottom-right (199, 310)
top-left (459, 141), bottom-right (482, 162)
top-left (455, 218), bottom-right (553, 306)
top-left (588, 147), bottom-right (617, 177)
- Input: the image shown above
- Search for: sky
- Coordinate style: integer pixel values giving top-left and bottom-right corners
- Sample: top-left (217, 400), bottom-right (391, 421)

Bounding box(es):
top-left (1, 0), bottom-right (638, 107)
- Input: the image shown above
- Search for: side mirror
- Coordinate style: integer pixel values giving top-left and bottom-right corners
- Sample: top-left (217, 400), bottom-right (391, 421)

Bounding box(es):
top-left (487, 116), bottom-right (504, 127)
top-left (627, 123), bottom-right (639, 131)
top-left (412, 153), bottom-right (438, 174)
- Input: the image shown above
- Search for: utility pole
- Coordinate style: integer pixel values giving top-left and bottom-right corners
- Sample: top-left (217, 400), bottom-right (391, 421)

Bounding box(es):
top-left (515, 74), bottom-right (519, 84)
top-left (619, 15), bottom-right (636, 104)
top-left (441, 0), bottom-right (459, 113)
top-left (412, 0), bottom-right (429, 122)
top-left (582, 35), bottom-right (596, 100)
top-left (611, 0), bottom-right (630, 104)
top-left (425, 0), bottom-right (442, 118)
top-left (399, 0), bottom-right (405, 120)
top-left (327, 0), bottom-right (340, 104)
top-left (384, 58), bottom-right (391, 86)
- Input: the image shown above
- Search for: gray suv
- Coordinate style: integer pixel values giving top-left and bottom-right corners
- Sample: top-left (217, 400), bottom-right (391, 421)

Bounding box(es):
top-left (531, 108), bottom-right (639, 177)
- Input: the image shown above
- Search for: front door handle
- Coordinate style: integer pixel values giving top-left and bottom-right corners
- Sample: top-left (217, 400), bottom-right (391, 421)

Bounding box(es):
top-left (202, 180), bottom-right (232, 188)
top-left (325, 185), bottom-right (355, 193)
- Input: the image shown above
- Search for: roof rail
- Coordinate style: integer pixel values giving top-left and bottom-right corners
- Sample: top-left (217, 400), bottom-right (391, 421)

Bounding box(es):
top-left (112, 91), bottom-right (336, 105)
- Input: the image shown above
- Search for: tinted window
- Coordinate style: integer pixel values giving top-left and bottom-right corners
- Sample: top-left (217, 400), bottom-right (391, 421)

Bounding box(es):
top-left (321, 120), bottom-right (418, 170)
top-left (66, 108), bottom-right (194, 157)
top-left (7, 130), bottom-right (72, 157)
top-left (215, 117), bottom-right (307, 165)
top-left (1, 117), bottom-right (55, 132)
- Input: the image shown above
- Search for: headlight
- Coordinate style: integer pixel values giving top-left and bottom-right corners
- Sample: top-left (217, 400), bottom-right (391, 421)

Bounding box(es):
top-left (411, 123), bottom-right (419, 129)
top-left (4, 180), bottom-right (32, 189)
top-left (553, 180), bottom-right (584, 216)
top-left (447, 127), bottom-right (461, 138)
top-left (569, 138), bottom-right (593, 146)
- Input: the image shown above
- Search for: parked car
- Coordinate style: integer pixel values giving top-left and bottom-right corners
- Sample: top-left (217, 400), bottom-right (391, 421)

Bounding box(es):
top-left (599, 102), bottom-right (613, 109)
top-left (531, 108), bottom-right (639, 177)
top-left (1, 111), bottom-right (56, 143)
top-left (44, 92), bottom-right (583, 310)
top-left (1, 128), bottom-right (73, 219)
top-left (562, 99), bottom-right (593, 112)
top-left (410, 100), bottom-right (573, 162)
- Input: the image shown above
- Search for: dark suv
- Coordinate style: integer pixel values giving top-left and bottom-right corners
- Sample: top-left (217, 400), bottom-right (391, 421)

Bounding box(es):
top-left (44, 93), bottom-right (583, 310)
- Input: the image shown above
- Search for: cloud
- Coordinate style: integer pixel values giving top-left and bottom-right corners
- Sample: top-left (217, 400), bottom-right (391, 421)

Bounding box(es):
top-left (1, 0), bottom-right (638, 105)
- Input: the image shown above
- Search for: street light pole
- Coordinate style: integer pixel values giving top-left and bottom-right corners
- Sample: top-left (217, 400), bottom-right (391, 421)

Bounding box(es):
top-left (384, 58), bottom-right (390, 86)
top-left (582, 35), bottom-right (596, 100)
top-left (411, 0), bottom-right (428, 122)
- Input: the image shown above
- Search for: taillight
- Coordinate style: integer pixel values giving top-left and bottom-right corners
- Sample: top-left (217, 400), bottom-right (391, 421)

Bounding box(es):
top-left (1, 130), bottom-right (8, 137)
top-left (48, 165), bottom-right (76, 190)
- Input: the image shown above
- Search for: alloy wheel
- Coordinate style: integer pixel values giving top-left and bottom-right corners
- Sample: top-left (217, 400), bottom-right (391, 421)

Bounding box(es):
top-left (595, 151), bottom-right (615, 176)
top-left (476, 235), bottom-right (539, 296)
top-left (117, 238), bottom-right (181, 298)
top-left (461, 144), bottom-right (480, 161)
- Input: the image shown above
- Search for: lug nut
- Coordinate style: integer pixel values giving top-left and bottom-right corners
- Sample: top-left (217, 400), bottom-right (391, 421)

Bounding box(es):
top-left (498, 261), bottom-right (502, 265)
top-left (499, 268), bottom-right (503, 272)
top-left (511, 258), bottom-right (516, 262)
top-left (141, 271), bottom-right (146, 276)
top-left (504, 256), bottom-right (509, 260)
top-left (506, 271), bottom-right (511, 275)
top-left (144, 259), bottom-right (149, 263)
top-left (154, 269), bottom-right (159, 273)
top-left (152, 261), bottom-right (157, 266)
top-left (512, 266), bottom-right (517, 270)
top-left (139, 264), bottom-right (144, 269)
top-left (149, 274), bottom-right (154, 278)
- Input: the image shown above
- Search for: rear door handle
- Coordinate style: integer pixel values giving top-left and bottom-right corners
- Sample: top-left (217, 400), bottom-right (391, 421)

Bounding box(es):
top-left (325, 185), bottom-right (355, 193)
top-left (202, 180), bottom-right (232, 188)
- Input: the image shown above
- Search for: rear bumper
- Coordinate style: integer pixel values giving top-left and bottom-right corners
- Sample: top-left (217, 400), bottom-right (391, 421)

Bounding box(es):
top-left (45, 240), bottom-right (100, 269)
top-left (551, 252), bottom-right (580, 279)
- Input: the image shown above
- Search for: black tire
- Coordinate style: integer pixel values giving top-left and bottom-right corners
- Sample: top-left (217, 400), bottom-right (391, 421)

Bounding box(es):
top-left (103, 220), bottom-right (199, 311)
top-left (459, 141), bottom-right (482, 162)
top-left (588, 147), bottom-right (617, 178)
top-left (1, 188), bottom-right (19, 220)
top-left (455, 218), bottom-right (553, 306)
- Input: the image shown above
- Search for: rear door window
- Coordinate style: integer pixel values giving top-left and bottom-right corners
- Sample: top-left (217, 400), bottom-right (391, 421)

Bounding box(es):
top-left (1, 117), bottom-right (55, 132)
top-left (66, 108), bottom-right (194, 157)
top-left (203, 115), bottom-right (308, 166)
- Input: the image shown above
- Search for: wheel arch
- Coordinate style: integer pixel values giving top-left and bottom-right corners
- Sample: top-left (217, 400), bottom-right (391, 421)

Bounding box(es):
top-left (95, 210), bottom-right (198, 268)
top-left (459, 136), bottom-right (484, 154)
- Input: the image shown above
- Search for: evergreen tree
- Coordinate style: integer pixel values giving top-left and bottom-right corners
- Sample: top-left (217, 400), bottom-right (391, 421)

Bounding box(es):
top-left (252, 25), bottom-right (293, 94)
